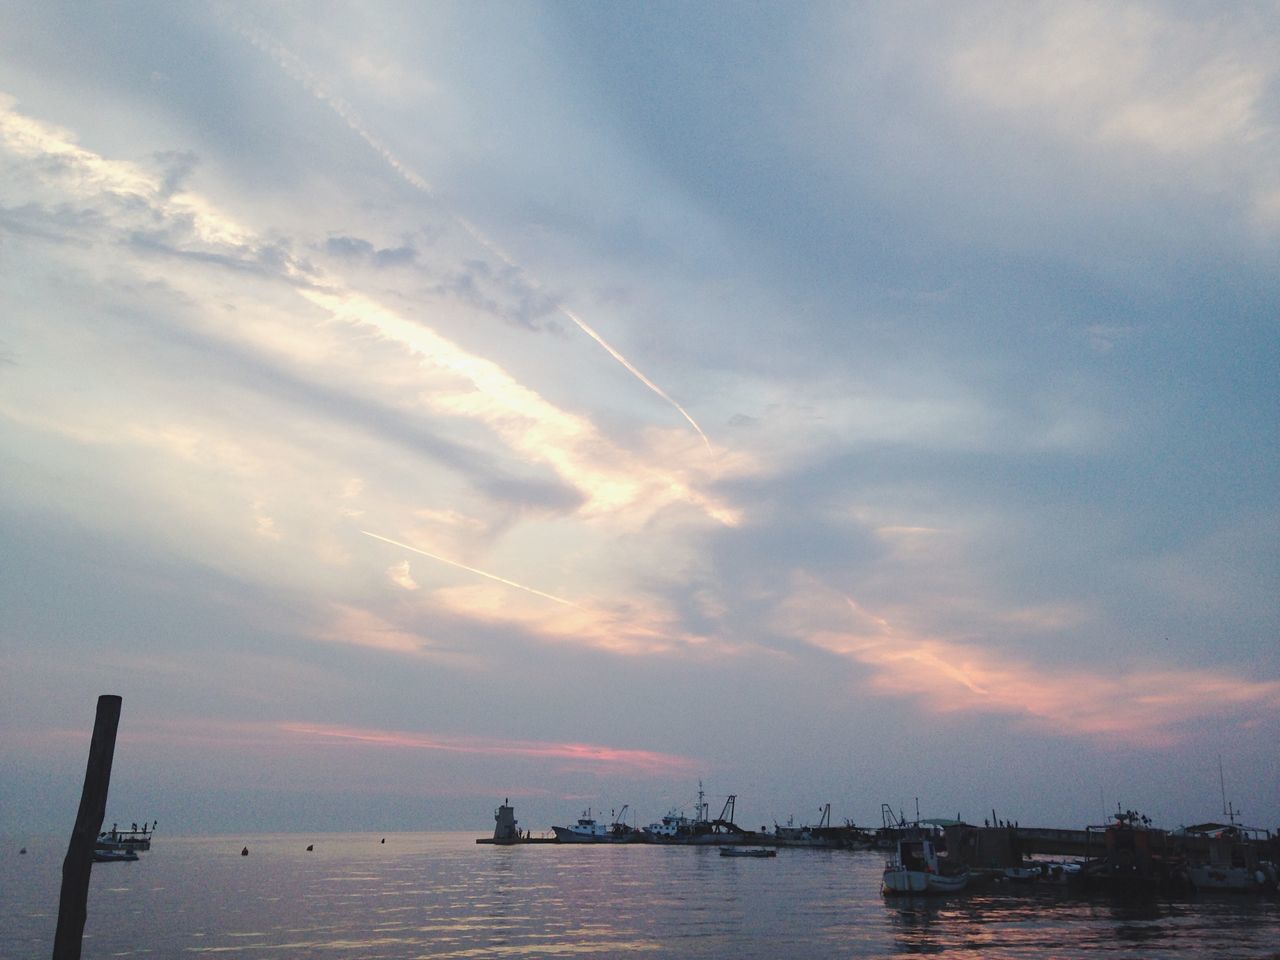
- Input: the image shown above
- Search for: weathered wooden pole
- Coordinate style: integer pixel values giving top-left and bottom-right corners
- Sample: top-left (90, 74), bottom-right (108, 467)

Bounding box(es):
top-left (52, 694), bottom-right (122, 960)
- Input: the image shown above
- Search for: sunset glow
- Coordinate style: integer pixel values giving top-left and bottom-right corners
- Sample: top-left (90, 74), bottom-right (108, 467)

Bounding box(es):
top-left (3, 3), bottom-right (1276, 835)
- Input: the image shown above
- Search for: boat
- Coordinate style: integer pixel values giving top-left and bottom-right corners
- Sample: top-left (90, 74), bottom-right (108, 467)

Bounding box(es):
top-left (551, 807), bottom-right (641, 843)
top-left (644, 808), bottom-right (699, 840)
top-left (1032, 860), bottom-right (1084, 886)
top-left (773, 804), bottom-right (849, 848)
top-left (95, 821), bottom-right (155, 853)
top-left (1174, 822), bottom-right (1279, 893)
top-left (999, 865), bottom-right (1042, 884)
top-left (93, 848), bottom-right (139, 863)
top-left (94, 820), bottom-right (154, 862)
top-left (1080, 807), bottom-right (1189, 895)
top-left (882, 834), bottom-right (970, 895)
top-left (720, 846), bottom-right (775, 858)
top-left (643, 786), bottom-right (750, 845)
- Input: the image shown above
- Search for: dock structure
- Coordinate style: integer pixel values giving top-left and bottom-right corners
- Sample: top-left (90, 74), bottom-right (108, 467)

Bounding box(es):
top-left (474, 797), bottom-right (1280, 880)
top-left (947, 821), bottom-right (1280, 871)
top-left (948, 822), bottom-right (1174, 865)
top-left (475, 800), bottom-right (557, 844)
top-left (947, 824), bottom-right (1097, 862)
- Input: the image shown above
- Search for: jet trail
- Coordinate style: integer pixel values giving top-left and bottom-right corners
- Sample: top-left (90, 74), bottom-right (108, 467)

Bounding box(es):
top-left (361, 530), bottom-right (583, 609)
top-left (243, 24), bottom-right (712, 452)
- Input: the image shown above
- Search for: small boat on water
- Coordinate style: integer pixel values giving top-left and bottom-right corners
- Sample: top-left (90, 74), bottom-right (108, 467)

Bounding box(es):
top-left (882, 834), bottom-right (970, 895)
top-left (1032, 860), bottom-right (1084, 886)
top-left (999, 865), bottom-right (1042, 884)
top-left (719, 847), bottom-right (775, 858)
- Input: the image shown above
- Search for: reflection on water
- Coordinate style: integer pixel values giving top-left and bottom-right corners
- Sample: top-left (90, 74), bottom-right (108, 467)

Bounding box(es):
top-left (2, 833), bottom-right (1278, 958)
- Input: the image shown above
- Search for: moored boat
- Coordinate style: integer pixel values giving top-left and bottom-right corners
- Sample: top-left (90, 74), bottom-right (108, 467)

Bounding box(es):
top-left (882, 834), bottom-right (970, 895)
top-left (552, 809), bottom-right (611, 842)
top-left (720, 846), bottom-right (775, 858)
top-left (644, 808), bottom-right (697, 840)
top-left (552, 807), bottom-right (641, 843)
top-left (1080, 808), bottom-right (1190, 895)
top-left (641, 784), bottom-right (747, 844)
top-left (1174, 822), bottom-right (1279, 893)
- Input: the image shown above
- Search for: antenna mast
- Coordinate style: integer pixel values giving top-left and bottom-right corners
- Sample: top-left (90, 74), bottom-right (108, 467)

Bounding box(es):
top-left (1219, 754), bottom-right (1229, 819)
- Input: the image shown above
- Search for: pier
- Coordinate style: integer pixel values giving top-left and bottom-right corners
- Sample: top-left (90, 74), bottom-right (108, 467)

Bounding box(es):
top-left (475, 799), bottom-right (558, 844)
top-left (476, 797), bottom-right (1280, 885)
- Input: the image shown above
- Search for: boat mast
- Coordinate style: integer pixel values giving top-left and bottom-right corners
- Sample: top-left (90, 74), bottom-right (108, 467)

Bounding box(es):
top-left (1219, 755), bottom-right (1237, 825)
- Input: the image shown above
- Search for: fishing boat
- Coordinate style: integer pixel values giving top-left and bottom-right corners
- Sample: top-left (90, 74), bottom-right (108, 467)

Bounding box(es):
top-left (552, 809), bottom-right (610, 842)
top-left (551, 807), bottom-right (641, 843)
top-left (773, 803), bottom-right (850, 848)
top-left (1175, 822), bottom-right (1279, 893)
top-left (719, 846), bottom-right (775, 858)
top-left (644, 808), bottom-right (698, 839)
top-left (1079, 807), bottom-right (1193, 895)
top-left (882, 834), bottom-right (970, 895)
top-left (642, 784), bottom-right (747, 844)
top-left (95, 821), bottom-right (155, 853)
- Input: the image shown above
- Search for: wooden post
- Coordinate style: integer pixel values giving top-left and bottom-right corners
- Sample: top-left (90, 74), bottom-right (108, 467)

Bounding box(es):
top-left (52, 695), bottom-right (122, 960)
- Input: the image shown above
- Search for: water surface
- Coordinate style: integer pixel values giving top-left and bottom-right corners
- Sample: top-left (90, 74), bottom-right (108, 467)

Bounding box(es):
top-left (4, 833), bottom-right (1278, 958)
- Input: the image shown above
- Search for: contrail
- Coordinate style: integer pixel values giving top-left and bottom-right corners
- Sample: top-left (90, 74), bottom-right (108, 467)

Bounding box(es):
top-left (242, 24), bottom-right (712, 452)
top-left (361, 530), bottom-right (583, 608)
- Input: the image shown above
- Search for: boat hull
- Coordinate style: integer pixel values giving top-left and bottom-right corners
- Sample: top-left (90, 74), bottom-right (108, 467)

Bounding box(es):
top-left (93, 849), bottom-right (139, 862)
top-left (1189, 864), bottom-right (1279, 892)
top-left (551, 826), bottom-right (640, 843)
top-left (882, 867), bottom-right (970, 895)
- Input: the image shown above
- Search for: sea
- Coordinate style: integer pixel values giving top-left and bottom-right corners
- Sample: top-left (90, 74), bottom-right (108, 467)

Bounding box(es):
top-left (4, 832), bottom-right (1279, 958)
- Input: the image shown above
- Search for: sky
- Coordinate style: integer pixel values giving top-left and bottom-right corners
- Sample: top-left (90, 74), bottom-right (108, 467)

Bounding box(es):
top-left (1, 1), bottom-right (1277, 838)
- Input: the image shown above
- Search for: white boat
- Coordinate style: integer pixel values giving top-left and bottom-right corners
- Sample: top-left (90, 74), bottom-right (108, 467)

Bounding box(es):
top-left (643, 786), bottom-right (746, 844)
top-left (552, 807), bottom-right (640, 843)
top-left (96, 821), bottom-right (154, 853)
top-left (552, 809), bottom-right (610, 842)
top-left (94, 821), bottom-right (154, 863)
top-left (644, 808), bottom-right (699, 839)
top-left (882, 835), bottom-right (970, 895)
top-left (1176, 822), bottom-right (1279, 892)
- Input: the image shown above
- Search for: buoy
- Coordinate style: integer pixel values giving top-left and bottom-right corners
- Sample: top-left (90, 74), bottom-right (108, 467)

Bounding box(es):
top-left (241, 846), bottom-right (249, 856)
top-left (380, 838), bottom-right (386, 844)
top-left (19, 847), bottom-right (26, 855)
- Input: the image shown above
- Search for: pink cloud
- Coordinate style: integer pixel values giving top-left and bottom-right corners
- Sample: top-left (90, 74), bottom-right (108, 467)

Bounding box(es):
top-left (794, 589), bottom-right (1280, 747)
top-left (279, 722), bottom-right (699, 777)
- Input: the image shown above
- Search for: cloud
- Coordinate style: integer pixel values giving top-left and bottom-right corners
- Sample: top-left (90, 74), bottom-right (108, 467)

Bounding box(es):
top-left (787, 583), bottom-right (1280, 747)
top-left (280, 722), bottom-right (699, 777)
top-left (946, 3), bottom-right (1280, 229)
top-left (950, 5), bottom-right (1271, 155)
top-left (387, 560), bottom-right (418, 591)
top-left (433, 258), bottom-right (564, 331)
top-left (1, 96), bottom-right (736, 530)
top-left (324, 233), bottom-right (416, 267)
